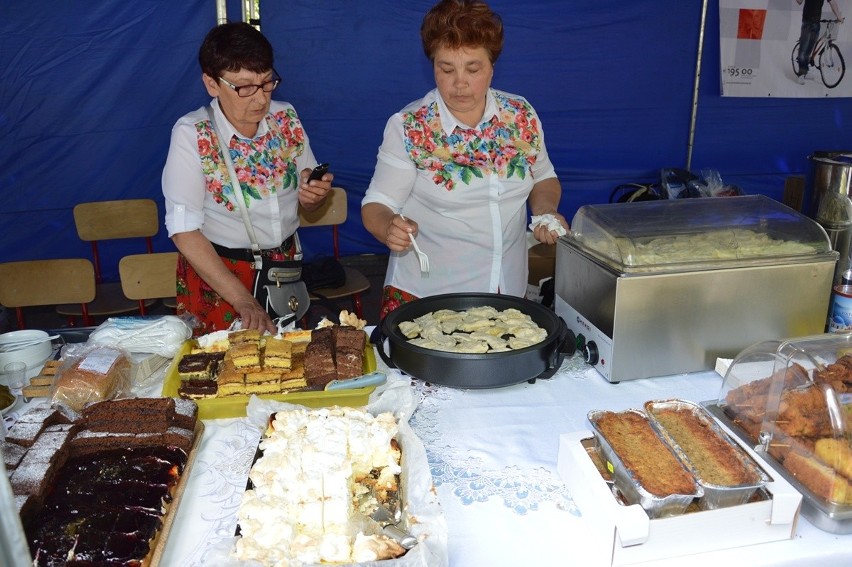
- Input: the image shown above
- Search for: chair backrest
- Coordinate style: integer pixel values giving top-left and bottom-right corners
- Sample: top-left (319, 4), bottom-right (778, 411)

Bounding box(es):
top-left (73, 199), bottom-right (159, 241)
top-left (299, 187), bottom-right (347, 227)
top-left (74, 199), bottom-right (159, 281)
top-left (0, 259), bottom-right (96, 328)
top-left (299, 187), bottom-right (348, 257)
top-left (118, 252), bottom-right (178, 314)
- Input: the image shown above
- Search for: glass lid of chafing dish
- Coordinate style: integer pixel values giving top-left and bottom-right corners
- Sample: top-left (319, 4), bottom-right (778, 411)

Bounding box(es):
top-left (567, 195), bottom-right (833, 271)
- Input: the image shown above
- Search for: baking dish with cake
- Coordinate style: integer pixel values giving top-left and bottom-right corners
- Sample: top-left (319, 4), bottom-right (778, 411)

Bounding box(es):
top-left (644, 399), bottom-right (769, 510)
top-left (705, 332), bottom-right (852, 533)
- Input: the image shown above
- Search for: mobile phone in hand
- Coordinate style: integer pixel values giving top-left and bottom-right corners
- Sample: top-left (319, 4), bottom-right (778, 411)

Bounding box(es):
top-left (308, 163), bottom-right (329, 181)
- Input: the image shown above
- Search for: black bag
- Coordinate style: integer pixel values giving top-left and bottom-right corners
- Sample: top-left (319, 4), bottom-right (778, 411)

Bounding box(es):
top-left (302, 257), bottom-right (347, 291)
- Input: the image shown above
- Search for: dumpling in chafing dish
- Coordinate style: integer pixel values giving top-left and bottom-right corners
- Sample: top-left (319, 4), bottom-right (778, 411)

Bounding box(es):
top-left (496, 308), bottom-right (527, 321)
top-left (513, 326), bottom-right (547, 343)
top-left (470, 331), bottom-right (509, 351)
top-left (421, 321), bottom-right (447, 341)
top-left (459, 314), bottom-right (495, 332)
top-left (398, 321), bottom-right (421, 339)
top-left (466, 306), bottom-right (499, 319)
top-left (431, 309), bottom-right (460, 321)
top-left (448, 335), bottom-right (490, 353)
top-left (480, 323), bottom-right (510, 337)
top-left (440, 314), bottom-right (464, 334)
top-left (400, 305), bottom-right (547, 353)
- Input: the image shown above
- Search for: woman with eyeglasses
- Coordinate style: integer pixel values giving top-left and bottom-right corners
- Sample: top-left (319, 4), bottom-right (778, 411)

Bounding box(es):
top-left (163, 22), bottom-right (332, 335)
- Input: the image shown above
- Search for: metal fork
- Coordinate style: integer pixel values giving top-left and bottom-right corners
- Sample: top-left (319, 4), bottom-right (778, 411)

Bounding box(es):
top-left (399, 214), bottom-right (430, 275)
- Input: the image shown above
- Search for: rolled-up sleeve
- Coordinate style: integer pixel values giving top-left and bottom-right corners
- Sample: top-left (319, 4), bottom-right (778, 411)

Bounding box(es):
top-left (530, 114), bottom-right (558, 183)
top-left (162, 118), bottom-right (207, 237)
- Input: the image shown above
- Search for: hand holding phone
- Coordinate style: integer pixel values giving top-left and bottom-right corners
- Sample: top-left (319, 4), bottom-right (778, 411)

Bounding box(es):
top-left (307, 163), bottom-right (329, 182)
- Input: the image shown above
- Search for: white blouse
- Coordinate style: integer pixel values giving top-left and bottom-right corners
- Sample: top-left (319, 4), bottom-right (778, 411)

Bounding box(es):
top-left (363, 88), bottom-right (558, 299)
top-left (162, 99), bottom-right (317, 249)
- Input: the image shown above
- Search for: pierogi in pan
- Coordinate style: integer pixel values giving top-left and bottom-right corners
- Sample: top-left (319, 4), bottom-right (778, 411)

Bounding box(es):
top-left (399, 307), bottom-right (547, 353)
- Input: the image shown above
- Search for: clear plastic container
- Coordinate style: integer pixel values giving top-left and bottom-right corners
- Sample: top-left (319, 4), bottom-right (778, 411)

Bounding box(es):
top-left (705, 333), bottom-right (852, 533)
top-left (568, 195), bottom-right (833, 273)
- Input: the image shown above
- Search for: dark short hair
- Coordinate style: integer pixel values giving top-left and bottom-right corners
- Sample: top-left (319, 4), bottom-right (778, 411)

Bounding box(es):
top-left (198, 22), bottom-right (274, 78)
top-left (420, 0), bottom-right (504, 63)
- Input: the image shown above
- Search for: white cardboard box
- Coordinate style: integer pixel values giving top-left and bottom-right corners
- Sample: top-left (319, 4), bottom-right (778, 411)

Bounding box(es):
top-left (557, 430), bottom-right (802, 566)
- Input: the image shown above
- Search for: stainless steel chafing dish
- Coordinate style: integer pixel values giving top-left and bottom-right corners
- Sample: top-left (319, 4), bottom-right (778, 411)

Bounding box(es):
top-left (555, 195), bottom-right (837, 382)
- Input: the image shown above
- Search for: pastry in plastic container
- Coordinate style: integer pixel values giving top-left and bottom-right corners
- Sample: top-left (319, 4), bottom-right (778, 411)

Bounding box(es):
top-left (587, 408), bottom-right (702, 518)
top-left (645, 399), bottom-right (769, 510)
top-left (705, 333), bottom-right (852, 533)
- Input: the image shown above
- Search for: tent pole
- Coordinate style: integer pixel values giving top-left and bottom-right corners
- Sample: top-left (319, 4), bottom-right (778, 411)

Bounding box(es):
top-left (686, 0), bottom-right (709, 171)
top-left (216, 0), bottom-right (227, 25)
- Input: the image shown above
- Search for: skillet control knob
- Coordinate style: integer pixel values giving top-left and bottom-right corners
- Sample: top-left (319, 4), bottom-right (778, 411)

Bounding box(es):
top-left (583, 341), bottom-right (599, 365)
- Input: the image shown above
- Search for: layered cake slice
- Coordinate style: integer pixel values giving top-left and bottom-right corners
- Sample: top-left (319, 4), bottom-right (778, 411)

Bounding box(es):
top-left (217, 362), bottom-right (246, 397)
top-left (262, 338), bottom-right (293, 370)
top-left (244, 369), bottom-right (282, 394)
top-left (227, 343), bottom-right (261, 373)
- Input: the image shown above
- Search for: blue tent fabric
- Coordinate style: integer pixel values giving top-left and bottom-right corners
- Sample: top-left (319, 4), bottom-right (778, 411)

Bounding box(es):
top-left (2, 1), bottom-right (850, 278)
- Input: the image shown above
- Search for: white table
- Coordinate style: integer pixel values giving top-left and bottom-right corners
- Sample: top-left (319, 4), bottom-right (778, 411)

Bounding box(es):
top-left (5, 344), bottom-right (849, 566)
top-left (153, 349), bottom-right (852, 567)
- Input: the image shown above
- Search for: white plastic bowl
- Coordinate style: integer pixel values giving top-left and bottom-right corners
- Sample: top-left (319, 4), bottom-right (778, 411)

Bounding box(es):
top-left (0, 330), bottom-right (54, 377)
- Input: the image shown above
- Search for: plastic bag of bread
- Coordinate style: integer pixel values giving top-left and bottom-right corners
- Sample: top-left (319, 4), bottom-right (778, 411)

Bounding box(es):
top-left (50, 345), bottom-right (132, 411)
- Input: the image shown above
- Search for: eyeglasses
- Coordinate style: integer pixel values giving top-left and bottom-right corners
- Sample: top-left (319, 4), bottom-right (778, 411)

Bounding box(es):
top-left (218, 70), bottom-right (281, 97)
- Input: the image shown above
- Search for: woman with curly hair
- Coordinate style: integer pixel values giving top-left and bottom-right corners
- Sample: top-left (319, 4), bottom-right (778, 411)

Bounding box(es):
top-left (361, 0), bottom-right (568, 318)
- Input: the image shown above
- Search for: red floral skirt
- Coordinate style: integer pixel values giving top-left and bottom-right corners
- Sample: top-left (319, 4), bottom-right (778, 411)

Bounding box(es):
top-left (176, 254), bottom-right (254, 336)
top-left (380, 285), bottom-right (419, 320)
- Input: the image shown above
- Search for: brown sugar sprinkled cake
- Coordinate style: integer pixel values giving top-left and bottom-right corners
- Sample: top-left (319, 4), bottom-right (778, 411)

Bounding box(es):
top-left (594, 410), bottom-right (697, 497)
top-left (651, 407), bottom-right (759, 487)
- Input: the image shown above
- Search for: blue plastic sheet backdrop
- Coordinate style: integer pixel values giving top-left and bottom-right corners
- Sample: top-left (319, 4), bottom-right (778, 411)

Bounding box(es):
top-left (1, 0), bottom-right (850, 280)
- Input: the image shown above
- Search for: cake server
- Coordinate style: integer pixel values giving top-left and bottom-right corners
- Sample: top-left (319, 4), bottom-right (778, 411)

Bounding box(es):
top-left (324, 370), bottom-right (387, 391)
top-left (290, 371), bottom-right (388, 392)
top-left (369, 501), bottom-right (418, 550)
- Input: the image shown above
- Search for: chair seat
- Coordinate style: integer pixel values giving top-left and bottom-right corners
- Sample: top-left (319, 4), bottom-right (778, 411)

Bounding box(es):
top-left (56, 281), bottom-right (154, 317)
top-left (308, 267), bottom-right (370, 300)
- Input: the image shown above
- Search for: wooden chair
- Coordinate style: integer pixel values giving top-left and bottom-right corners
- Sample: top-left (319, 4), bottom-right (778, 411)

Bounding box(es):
top-left (0, 259), bottom-right (96, 329)
top-left (118, 252), bottom-right (178, 315)
top-left (299, 187), bottom-right (371, 320)
top-left (56, 199), bottom-right (159, 319)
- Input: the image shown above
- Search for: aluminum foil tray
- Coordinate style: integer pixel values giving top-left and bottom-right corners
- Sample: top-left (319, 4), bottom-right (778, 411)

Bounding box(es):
top-left (588, 409), bottom-right (702, 518)
top-left (645, 399), bottom-right (769, 510)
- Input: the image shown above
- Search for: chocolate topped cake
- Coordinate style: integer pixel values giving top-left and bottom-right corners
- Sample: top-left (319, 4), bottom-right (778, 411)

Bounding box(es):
top-left (4, 397), bottom-right (199, 562)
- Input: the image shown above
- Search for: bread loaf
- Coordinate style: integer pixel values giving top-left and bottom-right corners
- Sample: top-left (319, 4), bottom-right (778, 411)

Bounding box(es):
top-left (50, 347), bottom-right (130, 412)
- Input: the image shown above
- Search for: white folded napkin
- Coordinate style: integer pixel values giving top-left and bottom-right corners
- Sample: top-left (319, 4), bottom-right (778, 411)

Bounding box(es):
top-left (529, 214), bottom-right (567, 237)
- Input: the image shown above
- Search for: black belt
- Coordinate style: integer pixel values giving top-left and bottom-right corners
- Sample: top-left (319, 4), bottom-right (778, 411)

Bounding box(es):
top-left (212, 235), bottom-right (294, 262)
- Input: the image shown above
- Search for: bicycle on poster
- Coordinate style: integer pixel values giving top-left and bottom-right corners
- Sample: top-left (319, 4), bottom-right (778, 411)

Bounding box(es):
top-left (791, 19), bottom-right (846, 88)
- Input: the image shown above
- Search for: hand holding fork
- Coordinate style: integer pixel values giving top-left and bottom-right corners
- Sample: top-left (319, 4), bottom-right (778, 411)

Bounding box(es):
top-left (399, 214), bottom-right (430, 275)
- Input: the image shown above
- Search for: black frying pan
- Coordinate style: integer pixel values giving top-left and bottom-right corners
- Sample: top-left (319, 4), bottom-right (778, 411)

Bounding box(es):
top-left (371, 293), bottom-right (574, 389)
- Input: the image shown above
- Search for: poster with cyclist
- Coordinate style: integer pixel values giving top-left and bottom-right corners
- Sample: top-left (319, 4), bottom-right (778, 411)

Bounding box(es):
top-left (720, 0), bottom-right (850, 97)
